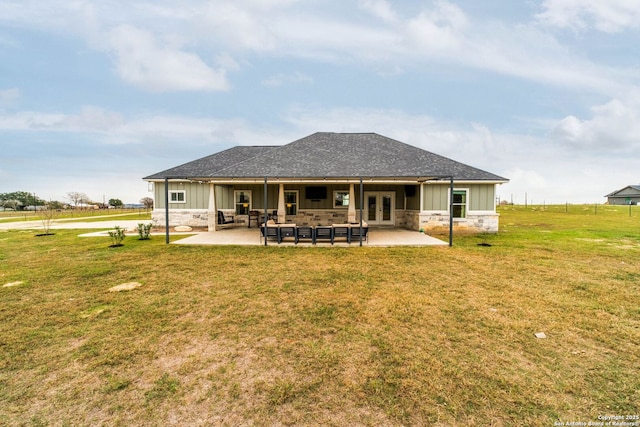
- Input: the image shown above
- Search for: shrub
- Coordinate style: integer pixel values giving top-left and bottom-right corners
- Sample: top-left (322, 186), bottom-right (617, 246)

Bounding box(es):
top-left (108, 226), bottom-right (126, 247)
top-left (137, 223), bottom-right (153, 240)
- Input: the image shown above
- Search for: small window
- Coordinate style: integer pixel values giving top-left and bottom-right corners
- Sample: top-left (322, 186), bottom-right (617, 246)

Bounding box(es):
top-left (452, 190), bottom-right (467, 218)
top-left (169, 191), bottom-right (186, 203)
top-left (334, 191), bottom-right (350, 208)
top-left (235, 190), bottom-right (251, 215)
top-left (284, 190), bottom-right (298, 215)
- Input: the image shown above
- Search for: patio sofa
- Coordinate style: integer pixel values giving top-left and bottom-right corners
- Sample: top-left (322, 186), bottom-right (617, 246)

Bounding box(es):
top-left (259, 221), bottom-right (368, 245)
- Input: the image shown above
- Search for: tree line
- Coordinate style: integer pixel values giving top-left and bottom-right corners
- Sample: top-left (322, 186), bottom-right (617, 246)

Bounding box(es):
top-left (0, 191), bottom-right (153, 211)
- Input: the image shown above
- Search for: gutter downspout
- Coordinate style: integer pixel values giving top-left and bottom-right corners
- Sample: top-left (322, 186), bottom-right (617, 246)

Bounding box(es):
top-left (264, 177), bottom-right (268, 246)
top-left (165, 177), bottom-right (170, 245)
top-left (449, 176), bottom-right (454, 247)
top-left (359, 176), bottom-right (364, 247)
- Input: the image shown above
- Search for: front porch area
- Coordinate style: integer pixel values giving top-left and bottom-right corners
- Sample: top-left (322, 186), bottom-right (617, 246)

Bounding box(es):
top-left (171, 227), bottom-right (447, 246)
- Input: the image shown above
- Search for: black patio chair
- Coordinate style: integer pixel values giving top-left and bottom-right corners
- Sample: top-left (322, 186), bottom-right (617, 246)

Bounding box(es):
top-left (217, 210), bottom-right (235, 225)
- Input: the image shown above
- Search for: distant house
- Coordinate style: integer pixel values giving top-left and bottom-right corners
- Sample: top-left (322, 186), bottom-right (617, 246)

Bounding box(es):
top-left (606, 185), bottom-right (640, 205)
top-left (143, 132), bottom-right (508, 233)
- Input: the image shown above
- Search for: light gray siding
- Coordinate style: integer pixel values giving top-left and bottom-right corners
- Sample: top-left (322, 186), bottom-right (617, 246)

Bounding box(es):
top-left (469, 184), bottom-right (495, 211)
top-left (154, 182), bottom-right (209, 209)
top-left (422, 183), bottom-right (496, 211)
top-left (422, 185), bottom-right (449, 210)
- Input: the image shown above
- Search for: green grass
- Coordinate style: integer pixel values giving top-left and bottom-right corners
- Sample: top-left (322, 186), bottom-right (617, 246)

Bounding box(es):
top-left (0, 206), bottom-right (638, 426)
top-left (0, 208), bottom-right (150, 223)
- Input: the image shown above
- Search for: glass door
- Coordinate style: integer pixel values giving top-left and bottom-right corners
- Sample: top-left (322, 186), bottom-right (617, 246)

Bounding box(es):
top-left (364, 192), bottom-right (395, 225)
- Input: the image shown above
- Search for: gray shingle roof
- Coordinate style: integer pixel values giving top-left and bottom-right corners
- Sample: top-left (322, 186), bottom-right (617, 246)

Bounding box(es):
top-left (605, 185), bottom-right (640, 197)
top-left (143, 146), bottom-right (278, 180)
top-left (144, 133), bottom-right (508, 181)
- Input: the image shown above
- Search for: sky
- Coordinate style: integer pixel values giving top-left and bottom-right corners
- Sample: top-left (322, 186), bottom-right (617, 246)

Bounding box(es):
top-left (1, 0), bottom-right (640, 205)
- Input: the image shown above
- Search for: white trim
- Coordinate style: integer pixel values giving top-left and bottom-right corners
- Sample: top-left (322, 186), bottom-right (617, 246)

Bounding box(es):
top-left (284, 189), bottom-right (299, 215)
top-left (333, 190), bottom-right (350, 209)
top-left (148, 178), bottom-right (508, 185)
top-left (448, 188), bottom-right (469, 219)
top-left (364, 191), bottom-right (396, 225)
top-left (234, 190), bottom-right (252, 215)
top-left (169, 190), bottom-right (186, 203)
top-left (468, 210), bottom-right (499, 215)
top-left (421, 210), bottom-right (449, 215)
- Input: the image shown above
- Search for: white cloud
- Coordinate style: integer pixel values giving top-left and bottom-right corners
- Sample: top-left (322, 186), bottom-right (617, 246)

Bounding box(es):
top-left (0, 0), bottom-right (636, 96)
top-left (536, 0), bottom-right (640, 32)
top-left (552, 97), bottom-right (640, 153)
top-left (358, 0), bottom-right (398, 23)
top-left (103, 25), bottom-right (229, 92)
top-left (406, 1), bottom-right (468, 52)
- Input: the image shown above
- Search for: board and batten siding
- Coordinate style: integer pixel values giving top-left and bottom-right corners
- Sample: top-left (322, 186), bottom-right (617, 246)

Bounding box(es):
top-left (154, 182), bottom-right (209, 209)
top-left (422, 184), bottom-right (496, 212)
top-left (469, 184), bottom-right (496, 211)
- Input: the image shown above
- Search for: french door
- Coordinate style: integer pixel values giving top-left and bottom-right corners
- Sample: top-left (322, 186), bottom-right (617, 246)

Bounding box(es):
top-left (364, 192), bottom-right (395, 225)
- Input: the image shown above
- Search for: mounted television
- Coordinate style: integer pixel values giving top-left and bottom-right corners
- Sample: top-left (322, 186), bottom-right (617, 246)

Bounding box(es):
top-left (305, 186), bottom-right (327, 200)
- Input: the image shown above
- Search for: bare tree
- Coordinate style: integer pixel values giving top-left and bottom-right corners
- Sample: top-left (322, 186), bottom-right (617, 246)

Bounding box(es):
top-left (140, 197), bottom-right (154, 211)
top-left (66, 192), bottom-right (89, 209)
top-left (39, 207), bottom-right (57, 235)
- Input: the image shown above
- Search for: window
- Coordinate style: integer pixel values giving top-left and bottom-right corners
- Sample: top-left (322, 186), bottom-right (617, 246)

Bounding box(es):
top-left (334, 191), bottom-right (350, 208)
top-left (284, 190), bottom-right (298, 215)
top-left (235, 190), bottom-right (251, 215)
top-left (452, 190), bottom-right (467, 218)
top-left (169, 190), bottom-right (186, 203)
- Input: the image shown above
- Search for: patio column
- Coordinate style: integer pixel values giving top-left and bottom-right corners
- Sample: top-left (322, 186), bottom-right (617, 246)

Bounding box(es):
top-left (278, 183), bottom-right (285, 223)
top-left (348, 183), bottom-right (356, 223)
top-left (207, 183), bottom-right (217, 232)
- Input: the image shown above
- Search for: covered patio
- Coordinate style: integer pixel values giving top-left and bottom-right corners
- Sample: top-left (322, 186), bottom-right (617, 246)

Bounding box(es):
top-left (171, 226), bottom-right (447, 246)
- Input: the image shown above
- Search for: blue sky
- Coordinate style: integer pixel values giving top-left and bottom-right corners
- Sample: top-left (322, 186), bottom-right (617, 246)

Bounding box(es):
top-left (1, 0), bottom-right (639, 204)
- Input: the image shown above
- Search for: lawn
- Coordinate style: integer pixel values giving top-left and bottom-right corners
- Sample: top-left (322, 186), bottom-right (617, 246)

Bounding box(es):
top-left (0, 206), bottom-right (638, 426)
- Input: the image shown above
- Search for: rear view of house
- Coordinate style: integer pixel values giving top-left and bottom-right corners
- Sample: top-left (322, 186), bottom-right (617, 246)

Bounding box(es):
top-left (143, 132), bottom-right (508, 233)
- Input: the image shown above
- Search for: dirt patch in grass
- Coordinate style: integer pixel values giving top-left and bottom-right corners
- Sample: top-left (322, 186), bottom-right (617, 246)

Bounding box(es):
top-left (2, 281), bottom-right (24, 288)
top-left (108, 282), bottom-right (143, 292)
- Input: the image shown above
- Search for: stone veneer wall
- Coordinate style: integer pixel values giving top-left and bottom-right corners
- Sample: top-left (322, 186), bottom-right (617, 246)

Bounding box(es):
top-left (152, 209), bottom-right (238, 228)
top-left (153, 208), bottom-right (499, 232)
top-left (419, 212), bottom-right (499, 233)
top-left (284, 210), bottom-right (349, 226)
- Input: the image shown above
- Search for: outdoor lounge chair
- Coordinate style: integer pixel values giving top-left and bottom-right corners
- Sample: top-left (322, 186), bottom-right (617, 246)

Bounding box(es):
top-left (217, 210), bottom-right (235, 225)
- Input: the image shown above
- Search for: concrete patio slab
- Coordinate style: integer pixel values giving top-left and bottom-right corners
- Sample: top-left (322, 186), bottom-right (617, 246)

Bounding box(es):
top-left (171, 227), bottom-right (447, 247)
